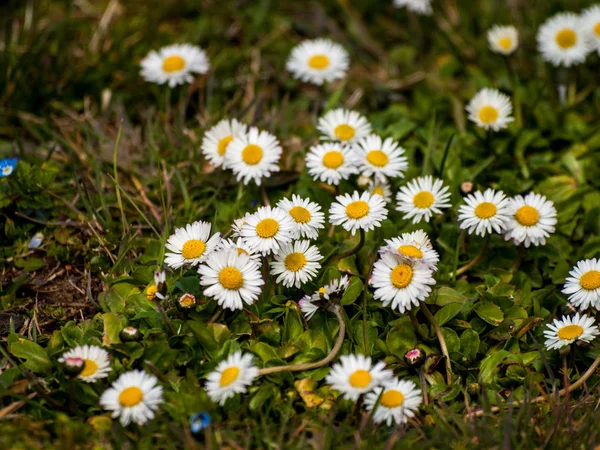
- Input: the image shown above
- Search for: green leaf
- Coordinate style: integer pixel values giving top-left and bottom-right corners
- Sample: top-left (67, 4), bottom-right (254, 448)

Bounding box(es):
top-left (440, 327), bottom-right (460, 353)
top-left (386, 317), bottom-right (417, 358)
top-left (434, 303), bottom-right (463, 326)
top-left (340, 277), bottom-right (363, 305)
top-left (102, 313), bottom-right (122, 345)
top-left (8, 334), bottom-right (52, 374)
top-left (460, 329), bottom-right (480, 359)
top-left (479, 350), bottom-right (511, 383)
top-left (474, 301), bottom-right (504, 326)
top-left (430, 286), bottom-right (468, 306)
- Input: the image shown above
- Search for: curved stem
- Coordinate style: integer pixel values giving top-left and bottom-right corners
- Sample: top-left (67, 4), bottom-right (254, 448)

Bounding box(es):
top-left (258, 306), bottom-right (345, 376)
top-left (467, 352), bottom-right (600, 418)
top-left (336, 229), bottom-right (365, 261)
top-left (455, 238), bottom-right (489, 277)
top-left (420, 303), bottom-right (453, 385)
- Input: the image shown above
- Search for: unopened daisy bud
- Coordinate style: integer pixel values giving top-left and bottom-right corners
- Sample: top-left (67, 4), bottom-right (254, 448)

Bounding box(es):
top-left (404, 348), bottom-right (425, 368)
top-left (61, 356), bottom-right (85, 376)
top-left (178, 293), bottom-right (197, 310)
top-left (460, 181), bottom-right (473, 194)
top-left (357, 175), bottom-right (371, 188)
top-left (467, 382), bottom-right (480, 396)
top-left (120, 326), bottom-right (142, 342)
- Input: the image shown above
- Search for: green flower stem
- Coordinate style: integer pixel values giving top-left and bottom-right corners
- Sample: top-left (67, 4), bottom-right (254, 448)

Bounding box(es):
top-left (454, 237), bottom-right (489, 277)
top-left (419, 368), bottom-right (429, 406)
top-left (336, 228), bottom-right (365, 261)
top-left (157, 301), bottom-right (175, 337)
top-left (420, 303), bottom-right (453, 385)
top-left (504, 57), bottom-right (522, 128)
top-left (257, 305), bottom-right (345, 376)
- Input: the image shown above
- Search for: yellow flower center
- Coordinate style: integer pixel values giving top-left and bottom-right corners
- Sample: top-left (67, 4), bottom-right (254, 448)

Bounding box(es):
top-left (334, 124), bottom-right (355, 141)
top-left (318, 287), bottom-right (327, 295)
top-left (478, 105), bottom-right (499, 124)
top-left (118, 387), bottom-right (144, 407)
top-left (372, 186), bottom-right (384, 196)
top-left (555, 28), bottom-right (577, 49)
top-left (474, 202), bottom-right (497, 219)
top-left (413, 191), bottom-right (434, 209)
top-left (219, 366), bottom-right (240, 387)
top-left (179, 294), bottom-right (195, 308)
top-left (242, 144), bottom-right (263, 165)
top-left (366, 150), bottom-right (389, 167)
top-left (181, 239), bottom-right (206, 259)
top-left (580, 270), bottom-right (600, 290)
top-left (398, 245), bottom-right (423, 259)
top-left (289, 206), bottom-right (311, 224)
top-left (162, 55), bottom-right (186, 73)
top-left (237, 247), bottom-right (248, 256)
top-left (390, 263), bottom-right (413, 289)
top-left (256, 218), bottom-right (279, 238)
top-left (322, 150), bottom-right (344, 169)
top-left (498, 37), bottom-right (512, 51)
top-left (345, 201), bottom-right (369, 219)
top-left (515, 205), bottom-right (539, 226)
top-left (80, 359), bottom-right (98, 377)
top-left (218, 135), bottom-right (233, 156)
top-left (595, 22), bottom-right (600, 37)
top-left (284, 252), bottom-right (307, 272)
top-left (380, 389), bottom-right (405, 408)
top-left (308, 54), bottom-right (330, 69)
top-left (219, 267), bottom-right (244, 290)
top-left (349, 369), bottom-right (372, 388)
top-left (557, 324), bottom-right (584, 340)
top-left (146, 285), bottom-right (158, 301)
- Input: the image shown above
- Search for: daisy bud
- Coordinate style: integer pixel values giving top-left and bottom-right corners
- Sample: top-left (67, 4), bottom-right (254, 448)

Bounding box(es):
top-left (178, 293), bottom-right (197, 310)
top-left (154, 271), bottom-right (167, 300)
top-left (460, 181), bottom-right (473, 193)
top-left (120, 326), bottom-right (142, 342)
top-left (61, 356), bottom-right (85, 376)
top-left (404, 348), bottom-right (425, 368)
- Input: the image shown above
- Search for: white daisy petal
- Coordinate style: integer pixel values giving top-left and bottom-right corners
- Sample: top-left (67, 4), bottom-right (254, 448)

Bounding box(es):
top-left (380, 229), bottom-right (439, 271)
top-left (164, 221), bottom-right (221, 269)
top-left (277, 194), bottom-right (325, 240)
top-left (393, 0), bottom-right (432, 15)
top-left (395, 176), bottom-right (451, 224)
top-left (305, 142), bottom-right (359, 185)
top-left (537, 12), bottom-right (591, 67)
top-left (465, 88), bottom-right (514, 132)
top-left (562, 259), bottom-right (600, 311)
top-left (354, 135), bottom-right (408, 183)
top-left (240, 206), bottom-right (295, 256)
top-left (487, 25), bottom-right (519, 55)
top-left (58, 345), bottom-right (112, 383)
top-left (205, 351), bottom-right (259, 405)
top-left (201, 119), bottom-right (248, 168)
top-left (317, 108), bottom-right (371, 144)
top-left (582, 5), bottom-right (600, 55)
top-left (457, 188), bottom-right (511, 237)
top-left (325, 354), bottom-right (393, 401)
top-left (226, 127), bottom-right (282, 186)
top-left (364, 378), bottom-right (422, 426)
top-left (140, 44), bottom-right (209, 87)
top-left (543, 313), bottom-right (599, 350)
top-left (329, 190), bottom-right (388, 235)
top-left (503, 192), bottom-right (557, 248)
top-left (270, 240), bottom-right (323, 288)
top-left (286, 39), bottom-right (349, 86)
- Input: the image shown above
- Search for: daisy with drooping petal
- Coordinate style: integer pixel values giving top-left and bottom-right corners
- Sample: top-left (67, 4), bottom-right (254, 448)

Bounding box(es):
top-left (458, 188), bottom-right (511, 237)
top-left (329, 191), bottom-right (388, 235)
top-left (240, 206), bottom-right (294, 255)
top-left (354, 135), bottom-right (408, 182)
top-left (487, 25), bottom-right (519, 55)
top-left (226, 127), bottom-right (282, 185)
top-left (165, 221), bottom-right (221, 269)
top-left (326, 354), bottom-right (393, 401)
top-left (563, 259), bottom-right (600, 310)
top-left (140, 44), bottom-right (209, 87)
top-left (503, 192), bottom-right (557, 247)
top-left (543, 313), bottom-right (599, 350)
top-left (320, 275), bottom-right (350, 299)
top-left (393, 0), bottom-right (432, 15)
top-left (205, 351), bottom-right (258, 405)
top-left (372, 252), bottom-right (435, 313)
top-left (582, 5), bottom-right (600, 54)
top-left (364, 378), bottom-right (422, 426)
top-left (317, 108), bottom-right (371, 144)
top-left (286, 38), bottom-right (349, 86)
top-left (537, 12), bottom-right (591, 67)
top-left (368, 179), bottom-right (393, 203)
top-left (270, 240), bottom-right (323, 288)
top-left (217, 237), bottom-right (261, 263)
top-left (201, 119), bottom-right (248, 168)
top-left (305, 142), bottom-right (359, 185)
top-left (396, 176), bottom-right (451, 224)
top-left (198, 249), bottom-right (265, 310)
top-left (299, 295), bottom-right (320, 321)
top-left (58, 345), bottom-right (111, 383)
top-left (99, 370), bottom-right (163, 426)
top-left (277, 194), bottom-right (325, 239)
top-left (466, 88), bottom-right (514, 131)
top-left (382, 230), bottom-right (439, 270)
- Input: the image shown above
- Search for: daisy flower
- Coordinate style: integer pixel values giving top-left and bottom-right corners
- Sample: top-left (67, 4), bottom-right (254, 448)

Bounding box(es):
top-left (205, 351), bottom-right (258, 405)
top-left (582, 5), bottom-right (600, 54)
top-left (354, 135), bottom-right (408, 182)
top-left (201, 119), bottom-right (248, 168)
top-left (217, 237), bottom-right (261, 263)
top-left (329, 191), bottom-right (388, 235)
top-left (226, 127), bottom-right (282, 185)
top-left (99, 370), bottom-right (163, 426)
top-left (487, 25), bottom-right (519, 55)
top-left (364, 379), bottom-right (422, 426)
top-left (198, 249), bottom-right (265, 310)
top-left (372, 252), bottom-right (436, 313)
top-left (563, 259), bottom-right (600, 310)
top-left (382, 229), bottom-right (439, 270)
top-left (140, 44), bottom-right (209, 87)
top-left (537, 12), bottom-right (591, 67)
top-left (326, 354), bottom-right (393, 401)
top-left (466, 88), bottom-right (514, 131)
top-left (0, 157), bottom-right (17, 177)
top-left (277, 194), bottom-right (325, 239)
top-left (393, 0), bottom-right (432, 15)
top-left (305, 142), bottom-right (359, 185)
top-left (286, 38), bottom-right (349, 86)
top-left (231, 213), bottom-right (252, 239)
top-left (396, 176), bottom-right (451, 224)
top-left (165, 221), bottom-right (221, 269)
top-left (299, 295), bottom-right (320, 321)
top-left (270, 240), bottom-right (323, 288)
top-left (457, 188), bottom-right (511, 237)
top-left (317, 108), bottom-right (371, 144)
top-left (368, 179), bottom-right (393, 203)
top-left (240, 206), bottom-right (295, 255)
top-left (543, 313), bottom-right (599, 350)
top-left (503, 192), bottom-right (557, 247)
top-left (58, 345), bottom-right (111, 383)
top-left (320, 275), bottom-right (351, 299)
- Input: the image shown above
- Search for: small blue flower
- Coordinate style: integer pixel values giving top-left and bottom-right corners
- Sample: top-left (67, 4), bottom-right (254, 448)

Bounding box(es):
top-left (250, 199), bottom-right (258, 208)
top-left (190, 412), bottom-right (211, 436)
top-left (0, 158), bottom-right (17, 178)
top-left (28, 232), bottom-right (44, 249)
